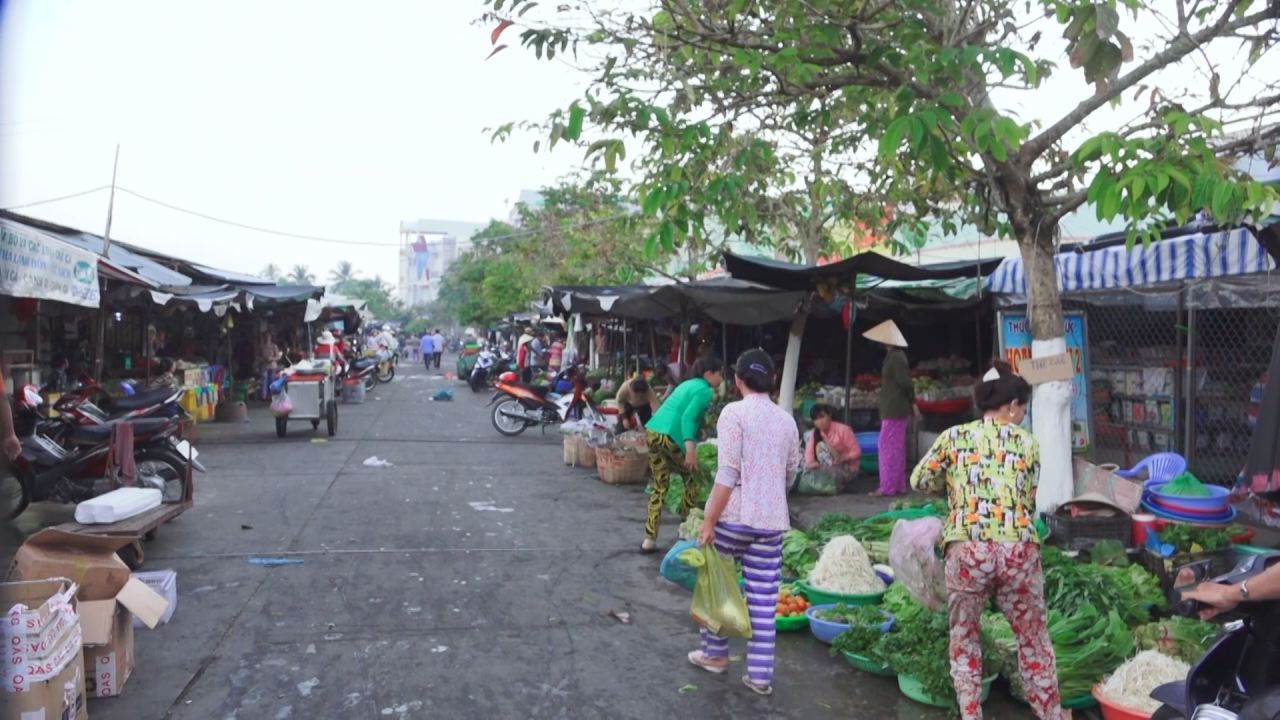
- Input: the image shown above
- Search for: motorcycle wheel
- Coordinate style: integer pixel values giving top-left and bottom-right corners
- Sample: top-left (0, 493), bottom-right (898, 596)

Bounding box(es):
top-left (0, 471), bottom-right (29, 520)
top-left (134, 449), bottom-right (188, 504)
top-left (1150, 707), bottom-right (1184, 720)
top-left (377, 365), bottom-right (395, 383)
top-left (492, 398), bottom-right (528, 436)
top-left (363, 374), bottom-right (377, 392)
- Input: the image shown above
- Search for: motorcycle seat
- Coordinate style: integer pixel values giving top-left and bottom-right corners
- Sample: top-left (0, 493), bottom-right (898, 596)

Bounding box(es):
top-left (515, 383), bottom-right (550, 398)
top-left (351, 358), bottom-right (377, 371)
top-left (112, 387), bottom-right (179, 411)
top-left (68, 417), bottom-right (176, 444)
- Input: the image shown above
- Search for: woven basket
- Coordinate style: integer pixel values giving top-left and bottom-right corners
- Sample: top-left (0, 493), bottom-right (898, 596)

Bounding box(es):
top-left (596, 446), bottom-right (648, 485)
top-left (562, 436), bottom-right (597, 468)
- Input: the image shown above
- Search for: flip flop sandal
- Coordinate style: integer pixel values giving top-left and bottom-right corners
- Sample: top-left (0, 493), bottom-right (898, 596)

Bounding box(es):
top-left (741, 675), bottom-right (773, 696)
top-left (687, 651), bottom-right (728, 675)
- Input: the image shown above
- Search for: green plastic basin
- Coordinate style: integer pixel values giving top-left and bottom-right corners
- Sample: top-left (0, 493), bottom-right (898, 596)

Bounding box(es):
top-left (794, 579), bottom-right (885, 607)
top-left (841, 651), bottom-right (894, 676)
top-left (897, 674), bottom-right (995, 709)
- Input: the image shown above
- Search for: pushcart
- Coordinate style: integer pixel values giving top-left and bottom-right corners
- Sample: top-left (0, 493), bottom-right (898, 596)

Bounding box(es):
top-left (274, 371), bottom-right (338, 438)
top-left (54, 446), bottom-right (196, 570)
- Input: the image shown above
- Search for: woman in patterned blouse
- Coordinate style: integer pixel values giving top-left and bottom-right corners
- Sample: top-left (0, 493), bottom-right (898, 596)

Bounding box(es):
top-left (910, 362), bottom-right (1063, 720)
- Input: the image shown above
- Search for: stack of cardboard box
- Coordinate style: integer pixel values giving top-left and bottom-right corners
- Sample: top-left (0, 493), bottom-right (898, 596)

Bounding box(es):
top-left (3, 529), bottom-right (169, 719)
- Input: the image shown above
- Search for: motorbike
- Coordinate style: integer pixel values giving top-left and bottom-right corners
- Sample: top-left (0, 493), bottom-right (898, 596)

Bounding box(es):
top-left (1150, 552), bottom-right (1280, 719)
top-left (344, 354), bottom-right (381, 391)
top-left (488, 365), bottom-right (601, 436)
top-left (1, 386), bottom-right (195, 519)
top-left (376, 349), bottom-right (396, 384)
top-left (54, 381), bottom-right (186, 425)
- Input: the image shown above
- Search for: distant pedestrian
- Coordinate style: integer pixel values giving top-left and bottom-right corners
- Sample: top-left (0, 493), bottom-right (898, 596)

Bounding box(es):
top-left (419, 333), bottom-right (435, 371)
top-left (548, 335), bottom-right (565, 373)
top-left (864, 320), bottom-right (918, 497)
top-left (432, 329), bottom-right (445, 369)
top-left (688, 349), bottom-right (798, 696)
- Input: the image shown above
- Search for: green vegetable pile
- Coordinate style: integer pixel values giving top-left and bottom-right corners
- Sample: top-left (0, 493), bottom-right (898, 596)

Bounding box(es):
top-left (1088, 539), bottom-right (1130, 567)
top-left (1133, 617), bottom-right (1220, 664)
top-left (987, 604), bottom-right (1134, 700)
top-left (1042, 547), bottom-right (1165, 625)
top-left (816, 603), bottom-right (885, 626)
top-left (660, 443), bottom-right (719, 516)
top-left (1161, 472), bottom-right (1212, 498)
top-left (780, 506), bottom-right (944, 578)
top-left (877, 608), bottom-right (1000, 711)
top-left (678, 509), bottom-right (705, 541)
top-left (1157, 523), bottom-right (1243, 554)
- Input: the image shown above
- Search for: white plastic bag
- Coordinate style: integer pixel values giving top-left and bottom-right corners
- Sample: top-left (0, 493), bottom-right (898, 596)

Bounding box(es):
top-left (270, 390), bottom-right (293, 417)
top-left (888, 517), bottom-right (947, 611)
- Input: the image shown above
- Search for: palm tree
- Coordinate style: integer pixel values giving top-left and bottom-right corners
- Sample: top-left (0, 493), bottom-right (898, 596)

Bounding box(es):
top-left (329, 261), bottom-right (358, 291)
top-left (259, 263), bottom-right (282, 282)
top-left (287, 265), bottom-right (316, 285)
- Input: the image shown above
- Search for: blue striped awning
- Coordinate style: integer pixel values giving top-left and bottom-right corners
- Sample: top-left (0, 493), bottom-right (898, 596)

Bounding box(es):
top-left (985, 227), bottom-right (1275, 295)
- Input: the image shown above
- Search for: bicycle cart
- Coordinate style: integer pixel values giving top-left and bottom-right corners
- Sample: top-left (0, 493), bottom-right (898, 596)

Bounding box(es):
top-left (274, 371), bottom-right (338, 438)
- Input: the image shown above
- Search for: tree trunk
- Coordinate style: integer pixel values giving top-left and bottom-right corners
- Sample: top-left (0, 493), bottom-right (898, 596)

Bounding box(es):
top-left (775, 242), bottom-right (820, 414)
top-left (1017, 221), bottom-right (1073, 514)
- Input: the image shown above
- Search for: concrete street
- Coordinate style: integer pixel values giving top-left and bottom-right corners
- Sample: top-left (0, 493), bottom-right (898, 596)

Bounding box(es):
top-left (5, 361), bottom-right (1037, 719)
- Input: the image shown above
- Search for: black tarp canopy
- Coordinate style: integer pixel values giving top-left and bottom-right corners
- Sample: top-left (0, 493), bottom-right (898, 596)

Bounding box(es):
top-left (722, 250), bottom-right (1005, 292)
top-left (544, 278), bottom-right (805, 326)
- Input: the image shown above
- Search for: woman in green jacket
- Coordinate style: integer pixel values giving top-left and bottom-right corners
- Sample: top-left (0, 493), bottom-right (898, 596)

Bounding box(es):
top-left (641, 356), bottom-right (724, 552)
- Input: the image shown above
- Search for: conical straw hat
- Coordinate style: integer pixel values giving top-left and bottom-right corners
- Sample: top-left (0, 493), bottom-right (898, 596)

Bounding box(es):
top-left (862, 320), bottom-right (908, 348)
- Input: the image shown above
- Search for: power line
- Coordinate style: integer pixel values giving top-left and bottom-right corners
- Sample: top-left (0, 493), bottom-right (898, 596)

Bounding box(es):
top-left (116, 186), bottom-right (634, 248)
top-left (1, 185), bottom-right (110, 210)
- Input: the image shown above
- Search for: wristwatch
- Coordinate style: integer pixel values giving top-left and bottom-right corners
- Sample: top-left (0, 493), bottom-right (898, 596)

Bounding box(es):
top-left (1239, 580), bottom-right (1251, 601)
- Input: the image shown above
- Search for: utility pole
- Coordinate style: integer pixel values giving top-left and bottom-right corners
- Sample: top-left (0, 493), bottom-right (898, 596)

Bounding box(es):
top-left (93, 145), bottom-right (120, 379)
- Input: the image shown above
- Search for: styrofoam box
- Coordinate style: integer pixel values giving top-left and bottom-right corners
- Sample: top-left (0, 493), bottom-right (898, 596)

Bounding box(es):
top-left (74, 487), bottom-right (162, 525)
top-left (132, 570), bottom-right (177, 627)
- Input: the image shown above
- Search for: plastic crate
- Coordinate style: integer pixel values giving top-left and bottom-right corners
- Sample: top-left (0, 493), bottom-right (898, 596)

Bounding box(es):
top-left (1044, 510), bottom-right (1132, 551)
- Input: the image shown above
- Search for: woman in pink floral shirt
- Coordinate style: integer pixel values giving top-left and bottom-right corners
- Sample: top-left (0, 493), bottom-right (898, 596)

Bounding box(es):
top-left (689, 349), bottom-right (800, 696)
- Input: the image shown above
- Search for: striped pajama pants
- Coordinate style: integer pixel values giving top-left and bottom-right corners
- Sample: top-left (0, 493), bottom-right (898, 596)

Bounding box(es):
top-left (699, 522), bottom-right (783, 686)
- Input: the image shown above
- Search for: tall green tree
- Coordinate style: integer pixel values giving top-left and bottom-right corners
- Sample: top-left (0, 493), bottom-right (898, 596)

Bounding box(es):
top-left (438, 177), bottom-right (663, 326)
top-left (342, 276), bottom-right (405, 322)
top-left (328, 261), bottom-right (359, 291)
top-left (259, 263), bottom-right (282, 282)
top-left (484, 0), bottom-right (1280, 508)
top-left (286, 264), bottom-right (315, 285)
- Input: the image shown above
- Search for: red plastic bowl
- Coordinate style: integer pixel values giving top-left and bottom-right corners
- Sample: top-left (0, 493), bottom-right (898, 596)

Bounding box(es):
top-left (1092, 685), bottom-right (1153, 720)
top-left (916, 398), bottom-right (971, 415)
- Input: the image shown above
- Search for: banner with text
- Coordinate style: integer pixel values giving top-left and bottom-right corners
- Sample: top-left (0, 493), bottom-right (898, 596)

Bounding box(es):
top-left (997, 311), bottom-right (1092, 454)
top-left (0, 219), bottom-right (100, 308)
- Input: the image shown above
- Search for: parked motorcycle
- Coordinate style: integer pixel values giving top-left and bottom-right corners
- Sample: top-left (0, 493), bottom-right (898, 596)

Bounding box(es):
top-left (345, 355), bottom-right (380, 391)
top-left (1150, 552), bottom-right (1280, 719)
top-left (1, 386), bottom-right (194, 519)
top-left (55, 381), bottom-right (186, 425)
top-left (488, 365), bottom-right (600, 436)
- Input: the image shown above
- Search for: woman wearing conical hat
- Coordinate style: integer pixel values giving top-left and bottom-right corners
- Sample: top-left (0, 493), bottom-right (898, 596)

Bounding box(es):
top-left (864, 320), bottom-right (918, 497)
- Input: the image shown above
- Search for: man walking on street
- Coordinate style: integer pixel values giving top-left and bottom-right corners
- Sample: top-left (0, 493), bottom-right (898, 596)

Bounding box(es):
top-left (431, 329), bottom-right (445, 369)
top-left (527, 332), bottom-right (548, 382)
top-left (419, 332), bottom-right (435, 371)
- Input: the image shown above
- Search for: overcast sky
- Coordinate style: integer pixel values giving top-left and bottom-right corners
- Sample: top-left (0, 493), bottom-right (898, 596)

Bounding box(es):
top-left (2, 2), bottom-right (1275, 286)
top-left (0, 0), bottom-right (585, 283)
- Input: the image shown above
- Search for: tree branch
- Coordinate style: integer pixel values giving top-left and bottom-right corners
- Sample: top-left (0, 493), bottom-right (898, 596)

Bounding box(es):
top-left (1022, 5), bottom-right (1280, 163)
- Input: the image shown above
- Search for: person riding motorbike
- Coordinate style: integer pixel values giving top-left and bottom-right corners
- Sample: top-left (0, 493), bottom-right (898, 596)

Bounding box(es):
top-left (1182, 559), bottom-right (1280, 618)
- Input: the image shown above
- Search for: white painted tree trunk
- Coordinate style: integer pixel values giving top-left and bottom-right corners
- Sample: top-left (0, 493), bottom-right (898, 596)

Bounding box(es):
top-left (1031, 337), bottom-right (1073, 513)
top-left (775, 311), bottom-right (807, 413)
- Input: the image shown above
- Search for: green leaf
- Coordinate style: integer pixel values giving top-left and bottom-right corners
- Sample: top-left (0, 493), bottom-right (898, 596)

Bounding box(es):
top-left (1095, 5), bottom-right (1120, 39)
top-left (939, 92), bottom-right (965, 108)
top-left (565, 103), bottom-right (585, 141)
top-left (1211, 182), bottom-right (1235, 220)
top-left (517, 1), bottom-right (538, 17)
top-left (878, 116), bottom-right (912, 157)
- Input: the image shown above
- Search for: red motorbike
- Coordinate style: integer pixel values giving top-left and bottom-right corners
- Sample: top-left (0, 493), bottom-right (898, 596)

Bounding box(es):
top-left (488, 365), bottom-right (601, 437)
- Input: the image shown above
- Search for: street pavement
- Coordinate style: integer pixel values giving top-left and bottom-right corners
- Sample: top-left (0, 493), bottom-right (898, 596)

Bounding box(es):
top-left (4, 360), bottom-right (1037, 719)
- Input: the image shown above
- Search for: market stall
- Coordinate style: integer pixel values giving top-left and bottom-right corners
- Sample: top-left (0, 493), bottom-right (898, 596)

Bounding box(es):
top-left (987, 223), bottom-right (1280, 483)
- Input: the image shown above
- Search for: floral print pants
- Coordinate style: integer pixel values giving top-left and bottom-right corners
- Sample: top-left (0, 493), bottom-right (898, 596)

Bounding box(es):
top-left (945, 541), bottom-right (1062, 720)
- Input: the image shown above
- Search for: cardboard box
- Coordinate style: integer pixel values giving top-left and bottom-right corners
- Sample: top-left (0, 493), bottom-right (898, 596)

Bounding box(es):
top-left (8, 530), bottom-right (169, 700)
top-left (1, 578), bottom-right (88, 720)
top-left (132, 570), bottom-right (177, 627)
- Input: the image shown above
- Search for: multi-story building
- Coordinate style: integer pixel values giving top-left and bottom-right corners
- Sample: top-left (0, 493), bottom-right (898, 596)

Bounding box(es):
top-left (397, 218), bottom-right (485, 307)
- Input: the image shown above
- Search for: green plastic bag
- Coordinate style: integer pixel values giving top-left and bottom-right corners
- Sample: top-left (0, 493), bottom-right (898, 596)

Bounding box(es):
top-left (795, 467), bottom-right (841, 495)
top-left (681, 545), bottom-right (753, 639)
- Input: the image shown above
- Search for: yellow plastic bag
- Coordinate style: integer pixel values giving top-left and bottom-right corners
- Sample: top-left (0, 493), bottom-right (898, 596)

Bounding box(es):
top-left (682, 545), bottom-right (753, 639)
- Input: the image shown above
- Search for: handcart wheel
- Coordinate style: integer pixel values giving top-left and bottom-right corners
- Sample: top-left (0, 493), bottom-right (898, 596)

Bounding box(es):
top-left (311, 420), bottom-right (320, 429)
top-left (326, 400), bottom-right (338, 437)
top-left (117, 540), bottom-right (145, 570)
top-left (276, 416), bottom-right (288, 438)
